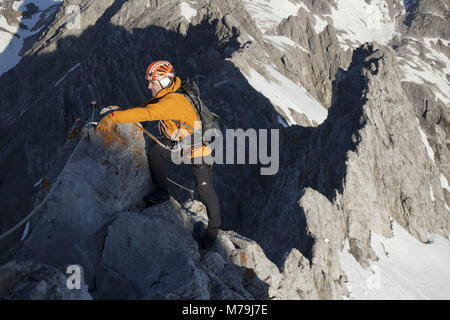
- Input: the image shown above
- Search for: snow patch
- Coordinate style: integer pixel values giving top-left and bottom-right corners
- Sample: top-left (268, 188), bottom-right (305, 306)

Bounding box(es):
top-left (440, 174), bottom-right (450, 193)
top-left (13, 0), bottom-right (26, 11)
top-left (242, 64), bottom-right (328, 126)
top-left (340, 220), bottom-right (450, 299)
top-left (399, 38), bottom-right (450, 106)
top-left (429, 185), bottom-right (435, 201)
top-left (243, 0), bottom-right (302, 33)
top-left (263, 34), bottom-right (309, 53)
top-left (325, 0), bottom-right (398, 50)
top-left (313, 14), bottom-right (328, 34)
top-left (0, 15), bottom-right (20, 74)
top-left (0, 15), bottom-right (19, 33)
top-left (180, 1), bottom-right (196, 23)
top-left (0, 0), bottom-right (63, 76)
top-left (416, 118), bottom-right (435, 163)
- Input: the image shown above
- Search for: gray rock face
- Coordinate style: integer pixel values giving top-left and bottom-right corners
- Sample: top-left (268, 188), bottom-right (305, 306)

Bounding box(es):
top-left (0, 260), bottom-right (92, 300)
top-left (275, 12), bottom-right (352, 109)
top-left (15, 123), bottom-right (150, 289)
top-left (250, 42), bottom-right (449, 299)
top-left (95, 203), bottom-right (208, 299)
top-left (404, 0), bottom-right (449, 39)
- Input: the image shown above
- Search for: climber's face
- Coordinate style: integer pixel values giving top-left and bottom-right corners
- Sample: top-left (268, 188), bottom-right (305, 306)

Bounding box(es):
top-left (148, 80), bottom-right (162, 97)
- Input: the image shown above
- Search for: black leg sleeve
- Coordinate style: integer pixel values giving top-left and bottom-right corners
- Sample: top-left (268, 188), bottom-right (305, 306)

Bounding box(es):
top-left (191, 164), bottom-right (221, 228)
top-left (147, 142), bottom-right (172, 193)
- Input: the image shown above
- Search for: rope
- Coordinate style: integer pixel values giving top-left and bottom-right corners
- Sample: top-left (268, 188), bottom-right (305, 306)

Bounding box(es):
top-left (0, 103), bottom-right (97, 242)
top-left (133, 123), bottom-right (175, 152)
top-left (167, 177), bottom-right (195, 200)
top-left (0, 129), bottom-right (89, 241)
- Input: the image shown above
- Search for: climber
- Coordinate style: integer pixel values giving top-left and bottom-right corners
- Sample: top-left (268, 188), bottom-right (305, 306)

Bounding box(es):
top-left (96, 60), bottom-right (221, 249)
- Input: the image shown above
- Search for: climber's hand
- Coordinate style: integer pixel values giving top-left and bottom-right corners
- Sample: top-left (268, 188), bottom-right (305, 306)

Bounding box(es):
top-left (96, 113), bottom-right (115, 132)
top-left (100, 105), bottom-right (120, 115)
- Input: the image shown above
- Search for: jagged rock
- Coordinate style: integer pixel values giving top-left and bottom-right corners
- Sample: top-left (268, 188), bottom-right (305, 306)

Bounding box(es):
top-left (298, 42), bottom-right (450, 264)
top-left (92, 195), bottom-right (281, 300)
top-left (0, 261), bottom-right (92, 300)
top-left (177, 199), bottom-right (210, 231)
top-left (404, 0), bottom-right (449, 39)
top-left (204, 271), bottom-right (246, 300)
top-left (244, 41), bottom-right (449, 300)
top-left (401, 82), bottom-right (446, 125)
top-left (333, 43), bottom-right (449, 244)
top-left (224, 231), bottom-right (281, 298)
top-left (8, 121), bottom-right (281, 300)
top-left (275, 11), bottom-right (352, 108)
top-left (298, 188), bottom-right (348, 296)
top-left (276, 248), bottom-right (319, 300)
top-left (4, 103), bottom-right (274, 300)
top-left (15, 123), bottom-right (150, 290)
top-left (95, 203), bottom-right (208, 299)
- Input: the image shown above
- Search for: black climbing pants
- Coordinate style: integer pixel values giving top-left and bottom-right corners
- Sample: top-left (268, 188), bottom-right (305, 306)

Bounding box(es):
top-left (147, 142), bottom-right (221, 228)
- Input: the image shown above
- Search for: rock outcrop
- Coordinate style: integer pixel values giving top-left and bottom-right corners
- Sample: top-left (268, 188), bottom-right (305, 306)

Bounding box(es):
top-left (6, 122), bottom-right (277, 299)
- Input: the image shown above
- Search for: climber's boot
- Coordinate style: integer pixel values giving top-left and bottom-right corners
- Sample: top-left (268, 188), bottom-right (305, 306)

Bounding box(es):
top-left (200, 226), bottom-right (219, 250)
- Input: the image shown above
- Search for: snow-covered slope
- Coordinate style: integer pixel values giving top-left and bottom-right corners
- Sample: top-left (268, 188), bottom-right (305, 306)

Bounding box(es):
top-left (180, 1), bottom-right (197, 23)
top-left (243, 0), bottom-right (306, 33)
top-left (323, 0), bottom-right (400, 51)
top-left (398, 37), bottom-right (450, 105)
top-left (242, 64), bottom-right (328, 126)
top-left (263, 34), bottom-right (309, 53)
top-left (0, 0), bottom-right (62, 76)
top-left (340, 221), bottom-right (450, 300)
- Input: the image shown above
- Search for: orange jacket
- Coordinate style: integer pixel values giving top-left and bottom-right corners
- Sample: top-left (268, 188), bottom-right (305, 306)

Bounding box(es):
top-left (109, 77), bottom-right (211, 158)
